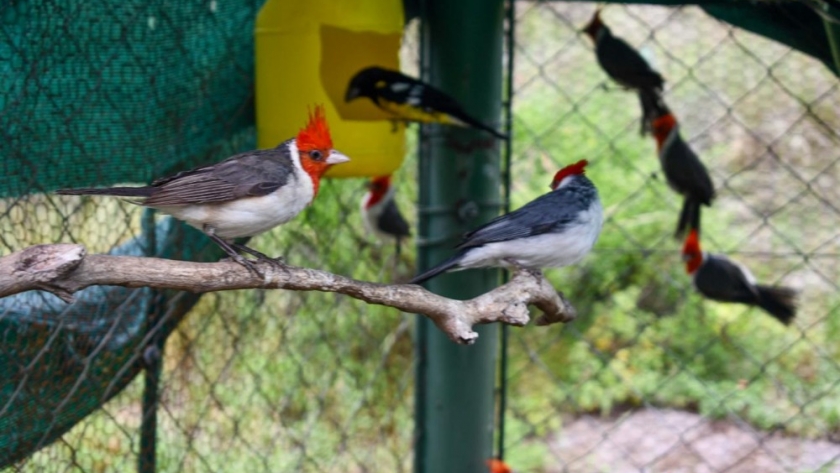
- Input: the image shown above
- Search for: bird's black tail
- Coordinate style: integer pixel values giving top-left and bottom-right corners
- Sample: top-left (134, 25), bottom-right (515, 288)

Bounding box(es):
top-left (638, 87), bottom-right (667, 136)
top-left (451, 112), bottom-right (509, 140)
top-left (754, 285), bottom-right (797, 325)
top-left (56, 186), bottom-right (154, 198)
top-left (409, 253), bottom-right (464, 285)
top-left (675, 197), bottom-right (702, 239)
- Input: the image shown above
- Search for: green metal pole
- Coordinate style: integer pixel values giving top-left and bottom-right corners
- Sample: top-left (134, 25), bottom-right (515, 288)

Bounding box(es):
top-left (414, 0), bottom-right (505, 472)
top-left (823, 17), bottom-right (840, 76)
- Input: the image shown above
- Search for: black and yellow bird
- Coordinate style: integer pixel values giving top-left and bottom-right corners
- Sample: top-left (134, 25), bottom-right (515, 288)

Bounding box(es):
top-left (344, 66), bottom-right (508, 140)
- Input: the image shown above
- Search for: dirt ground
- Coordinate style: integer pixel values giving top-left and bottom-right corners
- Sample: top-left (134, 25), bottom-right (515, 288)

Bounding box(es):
top-left (548, 409), bottom-right (840, 473)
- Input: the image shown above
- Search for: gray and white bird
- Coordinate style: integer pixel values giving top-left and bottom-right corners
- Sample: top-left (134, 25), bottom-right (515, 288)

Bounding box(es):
top-left (582, 9), bottom-right (665, 135)
top-left (57, 106), bottom-right (350, 272)
top-left (361, 175), bottom-right (411, 255)
top-left (682, 229), bottom-right (797, 325)
top-left (651, 109), bottom-right (715, 239)
top-left (410, 160), bottom-right (602, 285)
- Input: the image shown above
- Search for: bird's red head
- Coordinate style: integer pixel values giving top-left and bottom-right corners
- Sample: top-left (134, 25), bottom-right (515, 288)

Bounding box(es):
top-left (486, 458), bottom-right (512, 473)
top-left (551, 159), bottom-right (588, 190)
top-left (365, 175), bottom-right (393, 209)
top-left (651, 113), bottom-right (678, 151)
top-left (682, 229), bottom-right (704, 274)
top-left (582, 9), bottom-right (605, 41)
top-left (295, 105), bottom-right (349, 196)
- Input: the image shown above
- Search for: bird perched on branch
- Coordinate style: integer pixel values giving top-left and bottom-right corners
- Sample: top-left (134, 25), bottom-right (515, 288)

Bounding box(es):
top-left (345, 66), bottom-right (508, 140)
top-left (410, 160), bottom-right (602, 285)
top-left (682, 229), bottom-right (797, 325)
top-left (582, 9), bottom-right (665, 135)
top-left (57, 106), bottom-right (350, 273)
top-left (650, 105), bottom-right (715, 239)
top-left (361, 175), bottom-right (411, 256)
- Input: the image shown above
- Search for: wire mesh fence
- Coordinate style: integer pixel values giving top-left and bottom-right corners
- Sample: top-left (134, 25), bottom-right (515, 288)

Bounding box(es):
top-left (503, 2), bottom-right (840, 472)
top-left (2, 1), bottom-right (840, 472)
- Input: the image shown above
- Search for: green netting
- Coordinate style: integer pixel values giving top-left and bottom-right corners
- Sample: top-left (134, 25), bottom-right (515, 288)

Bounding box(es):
top-left (0, 220), bottom-right (218, 466)
top-left (0, 0), bottom-right (259, 466)
top-left (0, 0), bottom-right (258, 197)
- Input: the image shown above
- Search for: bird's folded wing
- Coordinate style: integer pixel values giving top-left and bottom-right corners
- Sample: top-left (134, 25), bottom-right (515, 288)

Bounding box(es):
top-left (377, 200), bottom-right (411, 237)
top-left (456, 193), bottom-right (580, 249)
top-left (145, 150), bottom-right (293, 206)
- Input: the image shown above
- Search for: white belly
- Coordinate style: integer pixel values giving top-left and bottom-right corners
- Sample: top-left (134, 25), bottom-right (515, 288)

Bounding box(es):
top-left (458, 201), bottom-right (603, 270)
top-left (158, 180), bottom-right (314, 240)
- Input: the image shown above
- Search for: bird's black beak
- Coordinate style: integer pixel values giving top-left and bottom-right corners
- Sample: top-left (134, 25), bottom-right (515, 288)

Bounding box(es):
top-left (345, 87), bottom-right (360, 102)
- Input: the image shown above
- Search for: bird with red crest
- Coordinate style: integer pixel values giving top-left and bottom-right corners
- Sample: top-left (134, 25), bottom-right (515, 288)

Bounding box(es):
top-left (682, 229), bottom-right (797, 325)
top-left (58, 105), bottom-right (350, 273)
top-left (361, 174), bottom-right (411, 256)
top-left (647, 100), bottom-right (715, 240)
top-left (582, 9), bottom-right (665, 135)
top-left (410, 159), bottom-right (602, 285)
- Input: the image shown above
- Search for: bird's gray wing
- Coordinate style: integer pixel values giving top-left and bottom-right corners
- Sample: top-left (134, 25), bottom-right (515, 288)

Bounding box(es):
top-left (456, 184), bottom-right (594, 249)
top-left (144, 145), bottom-right (295, 206)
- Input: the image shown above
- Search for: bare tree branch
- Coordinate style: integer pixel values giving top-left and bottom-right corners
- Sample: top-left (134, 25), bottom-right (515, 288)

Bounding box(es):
top-left (0, 244), bottom-right (577, 344)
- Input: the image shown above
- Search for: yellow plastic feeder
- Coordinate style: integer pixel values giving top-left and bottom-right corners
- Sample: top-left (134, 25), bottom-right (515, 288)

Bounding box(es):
top-left (255, 0), bottom-right (406, 178)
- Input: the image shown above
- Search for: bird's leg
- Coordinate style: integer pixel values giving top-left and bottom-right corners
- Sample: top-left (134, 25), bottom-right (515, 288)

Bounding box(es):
top-left (203, 228), bottom-right (263, 277)
top-left (232, 243), bottom-right (286, 267)
top-left (502, 258), bottom-right (539, 277)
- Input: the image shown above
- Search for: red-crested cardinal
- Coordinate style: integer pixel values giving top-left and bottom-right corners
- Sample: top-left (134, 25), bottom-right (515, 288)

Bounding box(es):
top-left (57, 106), bottom-right (350, 272)
top-left (361, 175), bottom-right (411, 255)
top-left (487, 458), bottom-right (513, 473)
top-left (409, 160), bottom-right (602, 285)
top-left (582, 9), bottom-right (664, 135)
top-left (682, 229), bottom-right (797, 325)
top-left (651, 108), bottom-right (715, 239)
top-left (345, 66), bottom-right (508, 140)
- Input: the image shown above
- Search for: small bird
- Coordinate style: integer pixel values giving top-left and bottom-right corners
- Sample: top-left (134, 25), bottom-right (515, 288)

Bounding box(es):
top-left (682, 229), bottom-right (797, 325)
top-left (486, 458), bottom-right (513, 473)
top-left (582, 9), bottom-right (665, 135)
top-left (57, 106), bottom-right (350, 272)
top-left (650, 107), bottom-right (715, 239)
top-left (345, 66), bottom-right (508, 140)
top-left (360, 175), bottom-right (411, 255)
top-left (410, 160), bottom-right (602, 285)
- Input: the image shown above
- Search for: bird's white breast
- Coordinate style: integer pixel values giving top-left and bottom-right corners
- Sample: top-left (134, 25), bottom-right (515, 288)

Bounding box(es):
top-left (161, 173), bottom-right (314, 240)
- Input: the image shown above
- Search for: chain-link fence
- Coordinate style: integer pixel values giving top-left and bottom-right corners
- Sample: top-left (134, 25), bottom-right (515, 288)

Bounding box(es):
top-left (503, 3), bottom-right (840, 472)
top-left (2, 1), bottom-right (840, 472)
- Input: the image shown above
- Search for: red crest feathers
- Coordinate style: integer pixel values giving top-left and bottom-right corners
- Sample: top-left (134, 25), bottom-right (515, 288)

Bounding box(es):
top-left (486, 459), bottom-right (512, 473)
top-left (551, 159), bottom-right (588, 190)
top-left (652, 113), bottom-right (678, 149)
top-left (296, 105), bottom-right (333, 152)
top-left (682, 229), bottom-right (701, 255)
top-left (583, 9), bottom-right (604, 38)
top-left (682, 229), bottom-right (703, 274)
top-left (366, 175), bottom-right (392, 208)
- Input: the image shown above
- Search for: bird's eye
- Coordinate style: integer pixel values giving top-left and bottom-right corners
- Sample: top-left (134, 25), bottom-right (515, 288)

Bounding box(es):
top-left (309, 150), bottom-right (323, 161)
